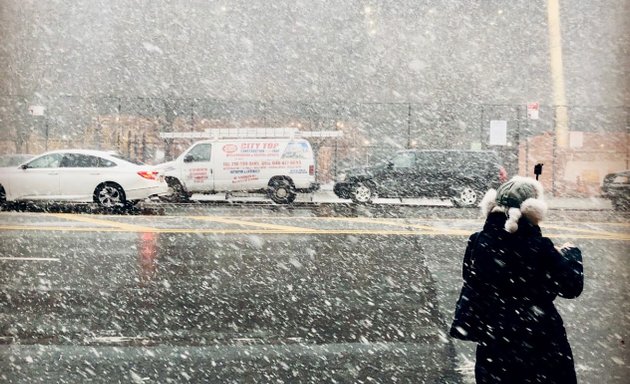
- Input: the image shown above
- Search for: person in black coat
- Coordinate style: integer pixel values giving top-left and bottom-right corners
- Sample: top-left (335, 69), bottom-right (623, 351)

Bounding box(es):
top-left (450, 176), bottom-right (583, 384)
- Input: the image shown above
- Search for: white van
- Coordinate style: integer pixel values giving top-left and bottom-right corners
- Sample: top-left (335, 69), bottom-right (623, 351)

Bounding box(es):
top-left (159, 138), bottom-right (318, 203)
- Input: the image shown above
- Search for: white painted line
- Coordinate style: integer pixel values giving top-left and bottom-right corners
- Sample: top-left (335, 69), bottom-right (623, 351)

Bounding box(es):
top-left (0, 257), bottom-right (60, 262)
top-left (87, 336), bottom-right (148, 344)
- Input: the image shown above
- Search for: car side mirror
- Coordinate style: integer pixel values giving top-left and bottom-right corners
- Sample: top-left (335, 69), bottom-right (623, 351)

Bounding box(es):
top-left (387, 161), bottom-right (394, 169)
top-left (183, 154), bottom-right (194, 163)
top-left (20, 164), bottom-right (29, 170)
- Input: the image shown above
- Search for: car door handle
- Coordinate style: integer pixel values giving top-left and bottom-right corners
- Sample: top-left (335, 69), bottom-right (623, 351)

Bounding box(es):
top-left (89, 173), bottom-right (101, 175)
top-left (48, 172), bottom-right (58, 175)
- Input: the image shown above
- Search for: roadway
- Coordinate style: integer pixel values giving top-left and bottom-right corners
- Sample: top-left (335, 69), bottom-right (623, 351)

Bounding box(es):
top-left (0, 203), bottom-right (628, 383)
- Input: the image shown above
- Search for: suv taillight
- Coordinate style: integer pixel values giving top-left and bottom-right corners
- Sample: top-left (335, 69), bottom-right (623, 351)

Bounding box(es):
top-left (309, 165), bottom-right (314, 176)
top-left (138, 171), bottom-right (159, 180)
top-left (499, 166), bottom-right (508, 183)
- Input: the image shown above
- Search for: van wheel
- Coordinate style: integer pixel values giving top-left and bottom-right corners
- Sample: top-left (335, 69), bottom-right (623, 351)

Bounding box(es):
top-left (451, 186), bottom-right (480, 208)
top-left (268, 178), bottom-right (296, 204)
top-left (166, 178), bottom-right (190, 203)
top-left (351, 182), bottom-right (373, 204)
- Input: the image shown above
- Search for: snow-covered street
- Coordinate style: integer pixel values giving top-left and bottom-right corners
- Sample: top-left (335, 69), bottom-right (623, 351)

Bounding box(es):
top-left (1, 206), bottom-right (627, 382)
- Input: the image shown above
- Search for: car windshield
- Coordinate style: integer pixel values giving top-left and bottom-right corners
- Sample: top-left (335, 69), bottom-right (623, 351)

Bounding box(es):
top-left (1, 2), bottom-right (627, 384)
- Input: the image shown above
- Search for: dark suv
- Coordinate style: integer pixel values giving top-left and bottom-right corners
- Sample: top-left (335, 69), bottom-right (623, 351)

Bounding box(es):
top-left (333, 149), bottom-right (508, 207)
top-left (602, 170), bottom-right (630, 210)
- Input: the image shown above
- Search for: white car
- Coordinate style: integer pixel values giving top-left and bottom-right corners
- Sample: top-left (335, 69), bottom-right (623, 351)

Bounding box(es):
top-left (0, 149), bottom-right (168, 208)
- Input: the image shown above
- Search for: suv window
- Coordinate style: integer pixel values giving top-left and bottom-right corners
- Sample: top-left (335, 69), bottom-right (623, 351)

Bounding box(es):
top-left (416, 151), bottom-right (446, 168)
top-left (457, 151), bottom-right (489, 165)
top-left (390, 152), bottom-right (416, 169)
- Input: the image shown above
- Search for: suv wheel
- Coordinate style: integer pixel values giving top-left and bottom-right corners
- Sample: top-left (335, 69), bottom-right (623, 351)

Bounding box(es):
top-left (612, 197), bottom-right (630, 211)
top-left (351, 182), bottom-right (373, 204)
top-left (0, 185), bottom-right (6, 209)
top-left (451, 186), bottom-right (480, 208)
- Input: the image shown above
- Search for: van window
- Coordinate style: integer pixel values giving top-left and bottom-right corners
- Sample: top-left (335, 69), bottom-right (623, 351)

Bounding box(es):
top-left (187, 143), bottom-right (212, 162)
top-left (282, 141), bottom-right (310, 159)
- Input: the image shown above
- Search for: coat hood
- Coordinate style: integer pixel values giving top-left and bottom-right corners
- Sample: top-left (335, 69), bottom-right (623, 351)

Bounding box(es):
top-left (481, 176), bottom-right (547, 233)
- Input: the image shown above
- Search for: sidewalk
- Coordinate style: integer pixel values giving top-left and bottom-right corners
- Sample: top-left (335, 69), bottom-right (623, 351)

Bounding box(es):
top-left (311, 186), bottom-right (613, 210)
top-left (192, 185), bottom-right (614, 211)
top-left (545, 196), bottom-right (612, 210)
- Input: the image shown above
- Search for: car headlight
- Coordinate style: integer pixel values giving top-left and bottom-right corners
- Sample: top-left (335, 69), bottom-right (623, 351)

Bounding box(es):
top-left (336, 173), bottom-right (347, 182)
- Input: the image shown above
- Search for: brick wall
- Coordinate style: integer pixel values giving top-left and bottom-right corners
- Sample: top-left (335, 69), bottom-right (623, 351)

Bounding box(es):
top-left (519, 132), bottom-right (629, 197)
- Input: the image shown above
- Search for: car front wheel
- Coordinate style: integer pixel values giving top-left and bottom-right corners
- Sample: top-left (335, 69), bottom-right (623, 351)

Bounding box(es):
top-left (94, 183), bottom-right (126, 208)
top-left (451, 186), bottom-right (480, 208)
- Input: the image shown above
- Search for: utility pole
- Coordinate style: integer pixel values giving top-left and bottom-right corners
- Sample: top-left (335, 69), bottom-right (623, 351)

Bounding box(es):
top-left (547, 0), bottom-right (569, 148)
top-left (407, 103), bottom-right (412, 149)
top-left (45, 119), bottom-right (49, 151)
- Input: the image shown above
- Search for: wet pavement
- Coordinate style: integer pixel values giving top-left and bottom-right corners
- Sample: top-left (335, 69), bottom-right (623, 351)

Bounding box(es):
top-left (0, 204), bottom-right (628, 383)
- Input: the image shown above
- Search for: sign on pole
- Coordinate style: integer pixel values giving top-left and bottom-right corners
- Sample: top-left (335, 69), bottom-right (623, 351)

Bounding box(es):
top-left (569, 131), bottom-right (583, 148)
top-left (489, 120), bottom-right (507, 146)
top-left (28, 105), bottom-right (46, 116)
top-left (527, 102), bottom-right (539, 120)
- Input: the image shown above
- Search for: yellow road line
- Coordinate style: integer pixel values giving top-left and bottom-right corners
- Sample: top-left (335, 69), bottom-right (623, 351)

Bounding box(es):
top-left (0, 225), bottom-right (150, 233)
top-left (0, 225), bottom-right (417, 235)
top-left (300, 216), bottom-right (630, 238)
top-left (367, 217), bottom-right (469, 233)
top-left (190, 215), bottom-right (468, 235)
top-left (2, 211), bottom-right (628, 228)
top-left (324, 216), bottom-right (444, 232)
top-left (210, 215), bottom-right (630, 229)
top-left (542, 224), bottom-right (628, 237)
top-left (187, 216), bottom-right (629, 237)
top-left (1, 212), bottom-right (629, 240)
top-left (545, 233), bottom-right (630, 241)
top-left (48, 213), bottom-right (156, 232)
top-left (1, 224), bottom-right (629, 240)
top-left (189, 216), bottom-right (318, 233)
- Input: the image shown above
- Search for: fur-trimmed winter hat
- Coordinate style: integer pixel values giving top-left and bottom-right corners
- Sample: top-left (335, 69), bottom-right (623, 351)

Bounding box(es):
top-left (481, 176), bottom-right (547, 233)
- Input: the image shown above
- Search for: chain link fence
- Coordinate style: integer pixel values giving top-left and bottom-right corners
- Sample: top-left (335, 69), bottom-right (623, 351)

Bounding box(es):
top-left (1, 96), bottom-right (628, 191)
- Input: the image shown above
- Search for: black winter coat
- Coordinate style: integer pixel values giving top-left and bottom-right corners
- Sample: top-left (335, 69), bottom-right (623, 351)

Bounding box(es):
top-left (450, 212), bottom-right (583, 384)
